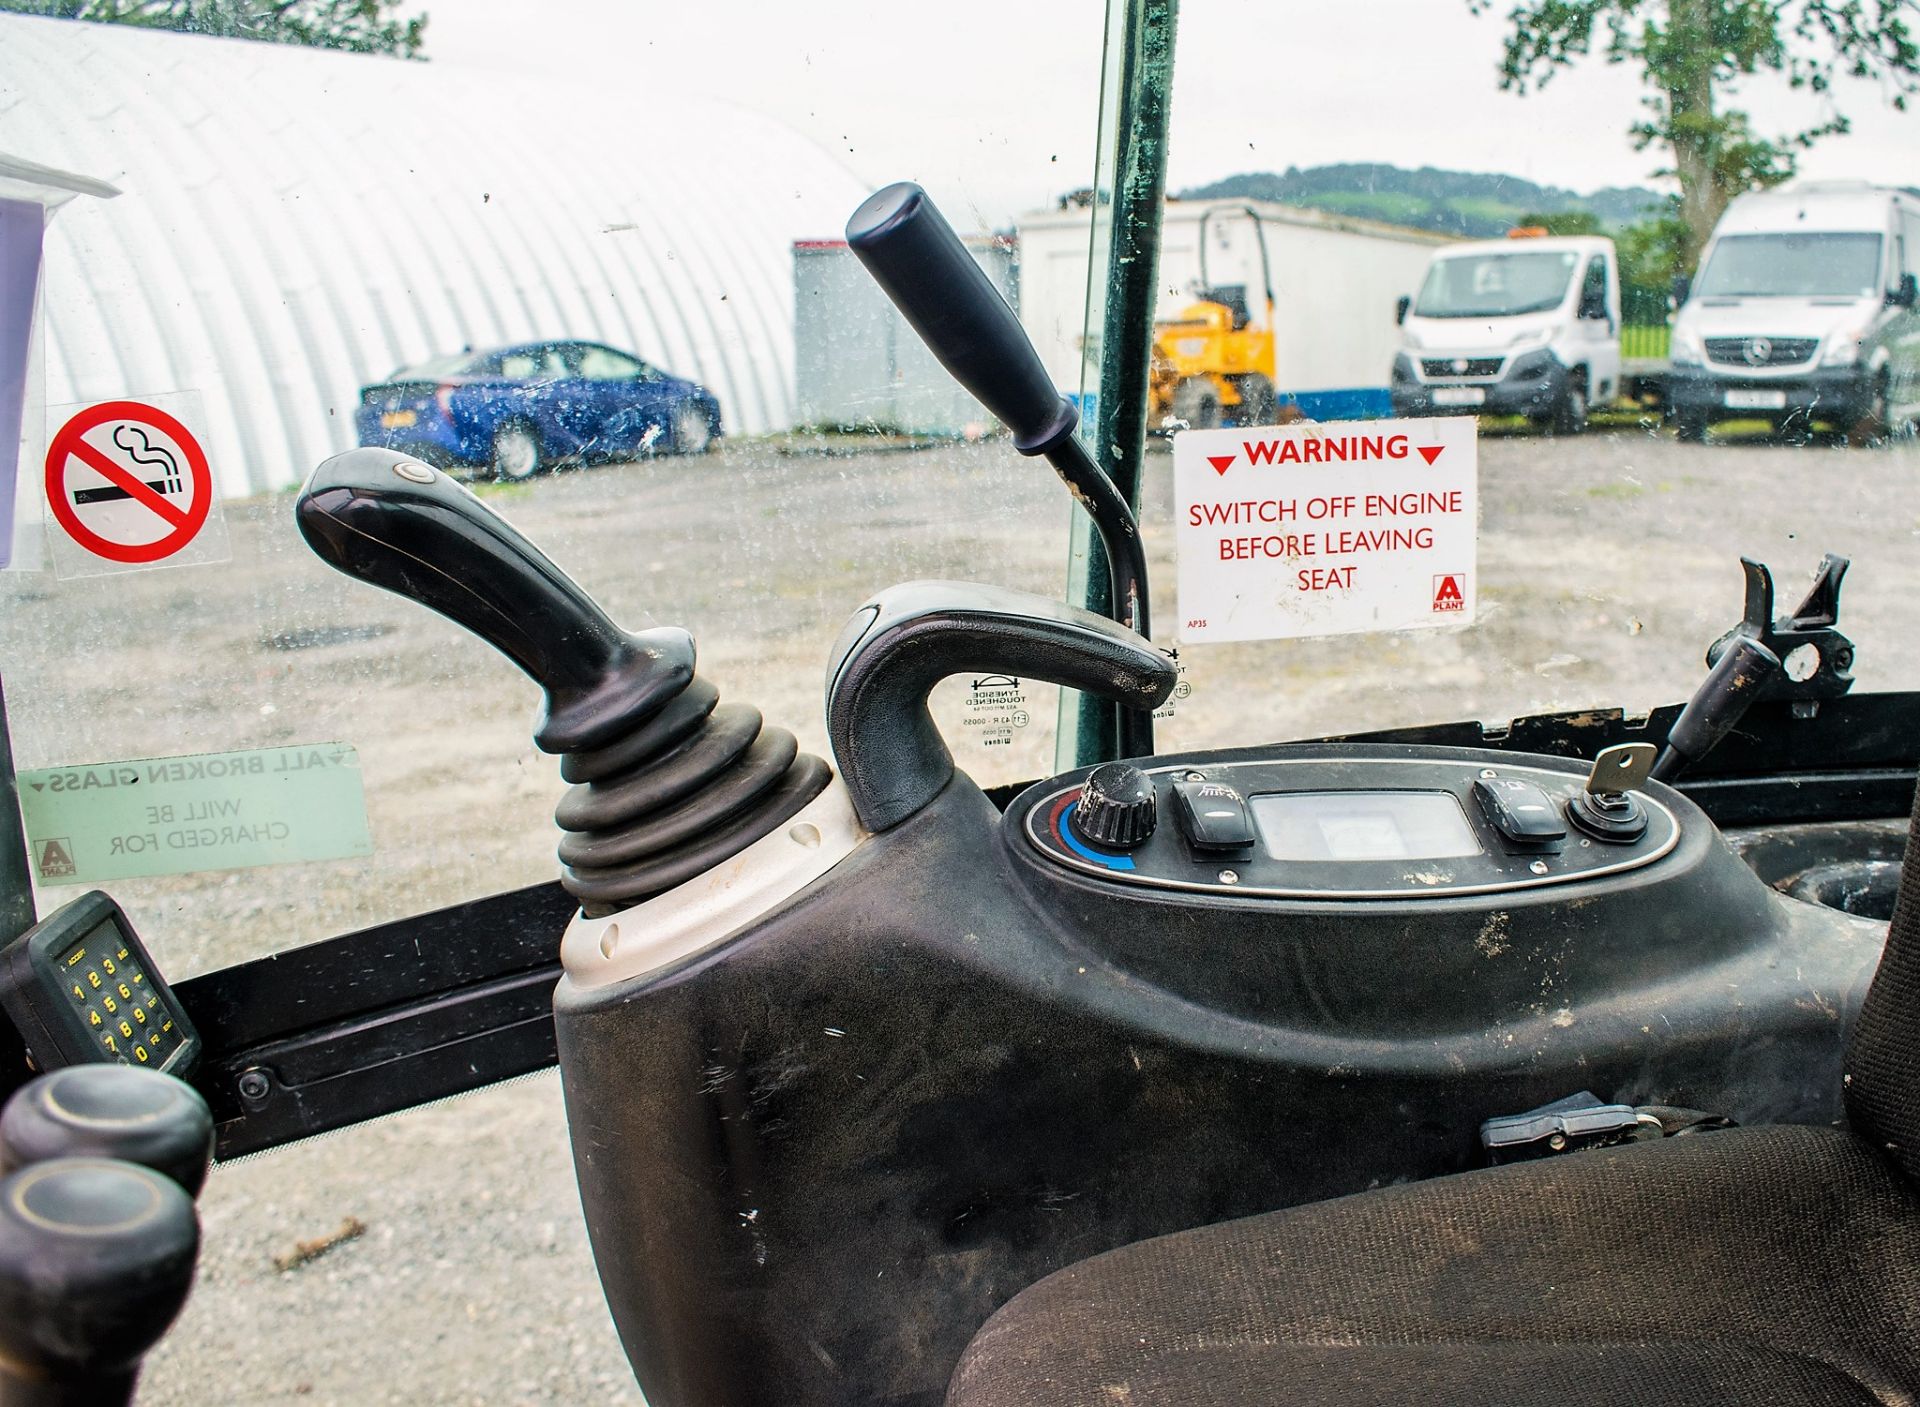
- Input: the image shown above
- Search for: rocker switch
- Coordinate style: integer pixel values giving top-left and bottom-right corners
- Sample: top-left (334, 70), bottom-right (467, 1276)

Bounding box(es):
top-left (1472, 777), bottom-right (1567, 848)
top-left (1172, 780), bottom-right (1256, 852)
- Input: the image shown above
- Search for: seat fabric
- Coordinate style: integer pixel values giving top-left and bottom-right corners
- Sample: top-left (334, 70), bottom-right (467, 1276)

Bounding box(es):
top-left (946, 1125), bottom-right (1920, 1406)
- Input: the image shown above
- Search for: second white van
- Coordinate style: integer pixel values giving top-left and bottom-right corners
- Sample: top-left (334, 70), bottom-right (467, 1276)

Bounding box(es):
top-left (1669, 181), bottom-right (1920, 442)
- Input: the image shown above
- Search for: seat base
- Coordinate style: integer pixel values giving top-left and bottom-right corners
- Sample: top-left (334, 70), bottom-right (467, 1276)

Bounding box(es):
top-left (948, 1126), bottom-right (1920, 1406)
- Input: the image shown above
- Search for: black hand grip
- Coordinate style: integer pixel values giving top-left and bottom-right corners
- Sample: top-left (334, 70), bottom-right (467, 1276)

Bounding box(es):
top-left (1652, 633), bottom-right (1783, 782)
top-left (296, 448), bottom-right (692, 754)
top-left (847, 183), bottom-right (1077, 455)
top-left (0, 1158), bottom-right (198, 1407)
top-left (825, 582), bottom-right (1177, 832)
top-left (1, 1068), bottom-right (213, 1199)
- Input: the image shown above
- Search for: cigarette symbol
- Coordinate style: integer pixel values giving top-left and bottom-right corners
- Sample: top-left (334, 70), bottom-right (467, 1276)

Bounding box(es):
top-left (71, 426), bottom-right (183, 505)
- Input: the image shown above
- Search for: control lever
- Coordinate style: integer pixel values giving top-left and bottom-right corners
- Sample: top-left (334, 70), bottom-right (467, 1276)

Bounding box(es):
top-left (826, 582), bottom-right (1177, 832)
top-left (0, 1070), bottom-right (204, 1407)
top-left (0, 1067), bottom-right (213, 1197)
top-left (1569, 743), bottom-right (1655, 843)
top-left (0, 1160), bottom-right (198, 1407)
top-left (297, 449), bottom-right (831, 913)
top-left (1650, 554), bottom-right (1854, 783)
top-left (295, 447), bottom-right (691, 754)
top-left (845, 183), bottom-right (1156, 758)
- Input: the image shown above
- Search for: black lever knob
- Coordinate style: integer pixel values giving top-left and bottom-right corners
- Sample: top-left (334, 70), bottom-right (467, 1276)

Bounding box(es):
top-left (0, 1158), bottom-right (198, 1407)
top-left (1072, 764), bottom-right (1158, 849)
top-left (847, 182), bottom-right (1077, 455)
top-left (1651, 633), bottom-right (1783, 783)
top-left (1, 1068), bottom-right (213, 1198)
top-left (826, 582), bottom-right (1176, 832)
top-left (295, 448), bottom-right (691, 754)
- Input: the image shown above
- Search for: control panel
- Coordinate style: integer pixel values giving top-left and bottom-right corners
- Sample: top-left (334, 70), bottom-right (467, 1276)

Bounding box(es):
top-left (0, 893), bottom-right (199, 1076)
top-left (1020, 745), bottom-right (1679, 899)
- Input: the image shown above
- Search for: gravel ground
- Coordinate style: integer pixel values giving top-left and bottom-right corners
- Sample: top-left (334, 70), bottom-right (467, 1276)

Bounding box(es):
top-left (1, 421), bottom-right (1916, 1403)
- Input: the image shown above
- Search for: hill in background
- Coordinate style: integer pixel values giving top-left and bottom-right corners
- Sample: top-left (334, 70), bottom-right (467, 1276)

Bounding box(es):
top-left (1178, 164), bottom-right (1666, 237)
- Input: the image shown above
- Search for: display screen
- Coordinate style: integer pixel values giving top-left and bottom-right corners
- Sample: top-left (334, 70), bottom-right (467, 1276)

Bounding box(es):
top-left (1251, 791), bottom-right (1482, 862)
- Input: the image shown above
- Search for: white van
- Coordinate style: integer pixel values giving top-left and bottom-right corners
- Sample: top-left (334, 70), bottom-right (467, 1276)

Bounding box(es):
top-left (1390, 233), bottom-right (1620, 434)
top-left (1669, 181), bottom-right (1920, 441)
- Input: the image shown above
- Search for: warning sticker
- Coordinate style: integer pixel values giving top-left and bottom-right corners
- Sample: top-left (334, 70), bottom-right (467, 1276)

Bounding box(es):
top-left (43, 392), bottom-right (230, 579)
top-left (1174, 417), bottom-right (1479, 643)
top-left (17, 743), bottom-right (373, 885)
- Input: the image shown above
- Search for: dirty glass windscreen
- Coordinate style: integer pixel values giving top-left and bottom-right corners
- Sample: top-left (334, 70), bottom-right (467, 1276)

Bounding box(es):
top-left (0, 5), bottom-right (1116, 981)
top-left (1128, 1), bottom-right (1920, 758)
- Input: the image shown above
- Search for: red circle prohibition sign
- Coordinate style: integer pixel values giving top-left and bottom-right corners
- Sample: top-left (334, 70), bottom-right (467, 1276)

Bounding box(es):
top-left (45, 400), bottom-right (213, 564)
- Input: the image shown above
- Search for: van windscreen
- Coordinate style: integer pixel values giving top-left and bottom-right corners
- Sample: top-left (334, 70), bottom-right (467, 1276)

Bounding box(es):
top-left (1695, 232), bottom-right (1883, 298)
top-left (1412, 250), bottom-right (1579, 318)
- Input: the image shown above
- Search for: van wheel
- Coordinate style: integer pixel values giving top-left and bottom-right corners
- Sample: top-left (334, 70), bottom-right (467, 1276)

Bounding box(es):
top-left (1675, 409), bottom-right (1709, 444)
top-left (1232, 374), bottom-right (1278, 427)
top-left (1549, 375), bottom-right (1588, 436)
top-left (1171, 379), bottom-right (1221, 430)
top-left (1848, 372), bottom-right (1892, 448)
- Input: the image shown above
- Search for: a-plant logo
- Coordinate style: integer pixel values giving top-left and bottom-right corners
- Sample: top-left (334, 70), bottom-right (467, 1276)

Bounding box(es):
top-left (1432, 574), bottom-right (1466, 613)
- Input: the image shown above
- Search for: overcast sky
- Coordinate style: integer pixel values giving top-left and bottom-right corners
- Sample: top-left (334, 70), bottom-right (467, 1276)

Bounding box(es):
top-left (424, 0), bottom-right (1919, 230)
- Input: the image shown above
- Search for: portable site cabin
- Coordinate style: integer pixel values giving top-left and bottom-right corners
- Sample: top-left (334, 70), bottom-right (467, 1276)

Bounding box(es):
top-left (1016, 198), bottom-right (1450, 421)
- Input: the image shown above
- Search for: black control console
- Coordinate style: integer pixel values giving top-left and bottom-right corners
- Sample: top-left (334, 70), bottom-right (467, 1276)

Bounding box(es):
top-left (1022, 747), bottom-right (1678, 899)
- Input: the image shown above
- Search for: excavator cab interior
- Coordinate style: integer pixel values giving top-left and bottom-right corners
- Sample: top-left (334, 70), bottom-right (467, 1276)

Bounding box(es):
top-left (3, 3), bottom-right (1920, 1405)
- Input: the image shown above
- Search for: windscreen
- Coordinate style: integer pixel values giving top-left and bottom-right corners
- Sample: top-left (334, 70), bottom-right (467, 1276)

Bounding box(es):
top-left (1695, 232), bottom-right (1885, 297)
top-left (1414, 249), bottom-right (1580, 318)
top-left (5, 1), bottom-right (1920, 1403)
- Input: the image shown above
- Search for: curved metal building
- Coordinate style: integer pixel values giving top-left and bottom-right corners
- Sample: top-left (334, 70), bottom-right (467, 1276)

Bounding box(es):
top-left (0, 15), bottom-right (867, 495)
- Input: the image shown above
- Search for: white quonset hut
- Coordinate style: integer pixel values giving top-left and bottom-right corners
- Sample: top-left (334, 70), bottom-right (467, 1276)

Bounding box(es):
top-left (0, 15), bottom-right (868, 496)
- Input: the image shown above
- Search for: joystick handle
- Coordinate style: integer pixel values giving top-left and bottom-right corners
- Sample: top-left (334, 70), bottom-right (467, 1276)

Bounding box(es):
top-left (296, 448), bottom-right (692, 754)
top-left (1, 1068), bottom-right (213, 1198)
top-left (0, 1158), bottom-right (198, 1407)
top-left (826, 582), bottom-right (1177, 831)
top-left (847, 182), bottom-right (1076, 455)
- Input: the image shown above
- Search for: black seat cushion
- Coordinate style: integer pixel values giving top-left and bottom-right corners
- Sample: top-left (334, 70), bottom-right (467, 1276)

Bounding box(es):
top-left (947, 1125), bottom-right (1920, 1406)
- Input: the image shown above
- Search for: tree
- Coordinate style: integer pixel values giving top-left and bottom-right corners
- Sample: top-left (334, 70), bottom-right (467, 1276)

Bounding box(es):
top-left (1468, 0), bottom-right (1920, 265)
top-left (1514, 209), bottom-right (1606, 234)
top-left (0, 0), bottom-right (428, 58)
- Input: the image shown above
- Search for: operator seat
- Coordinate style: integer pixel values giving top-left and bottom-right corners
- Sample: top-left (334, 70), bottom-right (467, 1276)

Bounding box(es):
top-left (946, 785), bottom-right (1920, 1406)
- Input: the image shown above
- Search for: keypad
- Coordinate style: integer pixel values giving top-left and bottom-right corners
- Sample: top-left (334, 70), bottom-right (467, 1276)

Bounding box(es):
top-left (61, 937), bottom-right (177, 1067)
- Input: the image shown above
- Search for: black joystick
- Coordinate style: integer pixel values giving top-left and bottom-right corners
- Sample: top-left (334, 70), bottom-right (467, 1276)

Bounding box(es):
top-left (0, 1158), bottom-right (198, 1407)
top-left (0, 1068), bottom-right (213, 1197)
top-left (1073, 764), bottom-right (1158, 849)
top-left (296, 449), bottom-right (831, 913)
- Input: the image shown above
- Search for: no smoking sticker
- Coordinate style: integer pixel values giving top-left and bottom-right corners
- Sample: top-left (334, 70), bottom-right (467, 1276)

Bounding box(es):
top-left (43, 392), bottom-right (229, 579)
top-left (1175, 416), bottom-right (1479, 643)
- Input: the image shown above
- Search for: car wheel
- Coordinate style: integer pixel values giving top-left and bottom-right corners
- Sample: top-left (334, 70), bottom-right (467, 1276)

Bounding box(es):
top-left (673, 402), bottom-right (713, 456)
top-left (1675, 409), bottom-right (1708, 444)
top-left (1171, 378), bottom-right (1221, 430)
top-left (490, 424), bottom-right (542, 481)
top-left (1549, 375), bottom-right (1588, 436)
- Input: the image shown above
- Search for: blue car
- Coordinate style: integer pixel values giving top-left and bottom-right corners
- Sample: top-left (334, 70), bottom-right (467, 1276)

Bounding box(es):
top-left (355, 340), bottom-right (723, 479)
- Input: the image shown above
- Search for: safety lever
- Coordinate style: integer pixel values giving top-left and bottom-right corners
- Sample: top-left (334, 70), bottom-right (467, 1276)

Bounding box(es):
top-left (845, 182), bottom-right (1157, 757)
top-left (826, 583), bottom-right (1176, 832)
